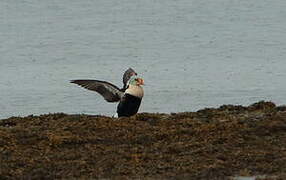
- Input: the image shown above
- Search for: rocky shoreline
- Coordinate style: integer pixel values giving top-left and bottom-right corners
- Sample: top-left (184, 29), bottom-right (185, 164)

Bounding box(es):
top-left (0, 101), bottom-right (286, 179)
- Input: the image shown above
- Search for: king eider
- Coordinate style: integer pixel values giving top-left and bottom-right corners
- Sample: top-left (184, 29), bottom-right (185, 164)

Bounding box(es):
top-left (70, 68), bottom-right (144, 117)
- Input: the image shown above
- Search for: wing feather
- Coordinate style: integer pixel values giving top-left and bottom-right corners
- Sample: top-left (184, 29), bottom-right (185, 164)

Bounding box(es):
top-left (70, 80), bottom-right (123, 102)
top-left (122, 68), bottom-right (137, 89)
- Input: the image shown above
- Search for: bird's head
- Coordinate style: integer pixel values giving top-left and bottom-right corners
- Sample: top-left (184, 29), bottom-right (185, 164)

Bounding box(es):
top-left (129, 76), bottom-right (144, 86)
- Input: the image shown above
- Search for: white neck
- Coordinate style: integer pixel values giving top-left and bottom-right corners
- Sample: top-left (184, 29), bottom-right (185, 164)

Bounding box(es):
top-left (125, 85), bottom-right (144, 98)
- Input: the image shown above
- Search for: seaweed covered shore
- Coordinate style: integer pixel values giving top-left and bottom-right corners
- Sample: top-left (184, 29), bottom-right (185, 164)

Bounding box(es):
top-left (0, 101), bottom-right (286, 179)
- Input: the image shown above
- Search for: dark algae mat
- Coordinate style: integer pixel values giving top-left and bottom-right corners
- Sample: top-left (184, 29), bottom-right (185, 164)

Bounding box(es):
top-left (0, 101), bottom-right (286, 179)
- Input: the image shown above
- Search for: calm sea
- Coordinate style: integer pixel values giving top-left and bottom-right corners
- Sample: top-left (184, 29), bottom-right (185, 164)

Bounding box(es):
top-left (1, 0), bottom-right (286, 119)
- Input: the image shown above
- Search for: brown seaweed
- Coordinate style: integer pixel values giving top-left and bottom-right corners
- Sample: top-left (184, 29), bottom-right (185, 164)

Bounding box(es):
top-left (0, 101), bottom-right (285, 179)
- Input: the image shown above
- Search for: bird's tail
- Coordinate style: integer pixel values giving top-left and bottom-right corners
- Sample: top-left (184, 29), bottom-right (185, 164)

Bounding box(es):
top-left (112, 113), bottom-right (118, 118)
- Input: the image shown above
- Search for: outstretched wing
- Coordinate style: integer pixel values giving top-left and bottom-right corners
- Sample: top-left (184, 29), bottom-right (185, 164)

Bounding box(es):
top-left (70, 80), bottom-right (124, 102)
top-left (122, 68), bottom-right (137, 89)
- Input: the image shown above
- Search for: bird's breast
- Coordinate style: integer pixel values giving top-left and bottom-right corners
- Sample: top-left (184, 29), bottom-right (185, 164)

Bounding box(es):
top-left (124, 85), bottom-right (144, 98)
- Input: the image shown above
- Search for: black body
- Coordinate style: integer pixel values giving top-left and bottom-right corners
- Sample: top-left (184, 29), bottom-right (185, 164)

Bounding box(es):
top-left (117, 93), bottom-right (142, 117)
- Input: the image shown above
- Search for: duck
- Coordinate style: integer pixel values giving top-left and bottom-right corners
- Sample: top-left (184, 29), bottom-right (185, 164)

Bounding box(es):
top-left (70, 68), bottom-right (144, 117)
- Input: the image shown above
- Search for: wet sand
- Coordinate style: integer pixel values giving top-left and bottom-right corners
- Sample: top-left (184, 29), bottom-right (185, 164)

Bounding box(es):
top-left (0, 101), bottom-right (285, 179)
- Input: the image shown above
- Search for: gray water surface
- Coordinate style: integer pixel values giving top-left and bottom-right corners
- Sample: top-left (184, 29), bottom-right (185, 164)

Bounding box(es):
top-left (1, 0), bottom-right (286, 119)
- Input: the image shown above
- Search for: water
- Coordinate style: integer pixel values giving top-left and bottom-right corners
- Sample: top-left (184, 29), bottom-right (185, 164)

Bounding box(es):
top-left (1, 0), bottom-right (286, 119)
top-left (232, 176), bottom-right (275, 180)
